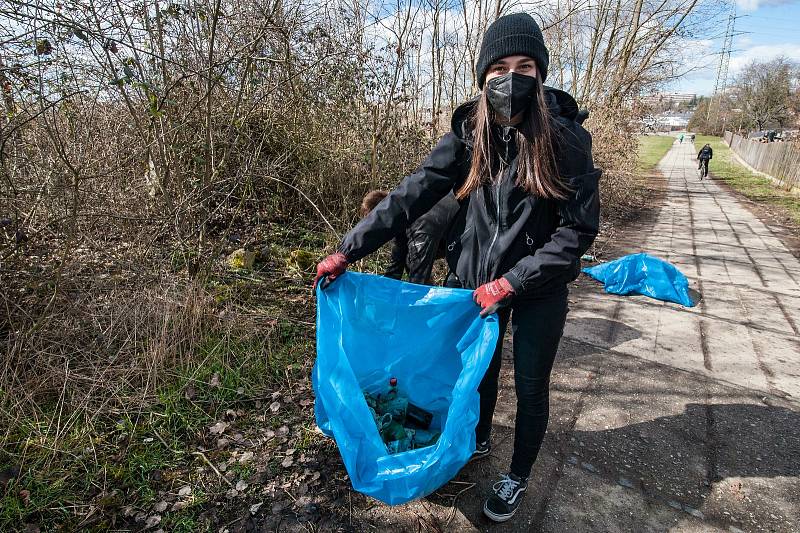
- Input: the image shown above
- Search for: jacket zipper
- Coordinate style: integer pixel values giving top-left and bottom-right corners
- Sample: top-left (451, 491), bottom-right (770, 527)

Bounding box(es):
top-left (482, 182), bottom-right (502, 284)
top-left (482, 128), bottom-right (511, 284)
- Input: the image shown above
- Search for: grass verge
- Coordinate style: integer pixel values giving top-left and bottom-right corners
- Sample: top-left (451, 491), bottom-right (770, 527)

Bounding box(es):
top-left (0, 286), bottom-right (318, 531)
top-left (695, 135), bottom-right (800, 225)
top-left (637, 135), bottom-right (676, 171)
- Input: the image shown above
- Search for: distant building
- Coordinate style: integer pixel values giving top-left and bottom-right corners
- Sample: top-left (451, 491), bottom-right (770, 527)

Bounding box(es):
top-left (640, 112), bottom-right (690, 132)
top-left (640, 92), bottom-right (698, 107)
top-left (657, 116), bottom-right (689, 129)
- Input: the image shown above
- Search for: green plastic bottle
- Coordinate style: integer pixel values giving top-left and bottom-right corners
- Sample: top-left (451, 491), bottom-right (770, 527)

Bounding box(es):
top-left (384, 377), bottom-right (408, 422)
top-left (386, 377), bottom-right (398, 400)
top-left (380, 419), bottom-right (408, 444)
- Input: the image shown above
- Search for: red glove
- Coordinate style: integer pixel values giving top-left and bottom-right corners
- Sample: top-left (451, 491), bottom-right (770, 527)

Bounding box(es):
top-left (313, 252), bottom-right (348, 289)
top-left (473, 277), bottom-right (515, 317)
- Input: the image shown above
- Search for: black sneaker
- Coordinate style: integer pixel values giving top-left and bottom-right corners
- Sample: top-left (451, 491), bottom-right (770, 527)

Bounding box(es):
top-left (469, 439), bottom-right (491, 462)
top-left (483, 472), bottom-right (528, 522)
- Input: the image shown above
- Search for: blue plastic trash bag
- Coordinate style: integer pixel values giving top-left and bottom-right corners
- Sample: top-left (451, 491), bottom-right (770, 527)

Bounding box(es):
top-left (582, 253), bottom-right (695, 307)
top-left (313, 271), bottom-right (499, 505)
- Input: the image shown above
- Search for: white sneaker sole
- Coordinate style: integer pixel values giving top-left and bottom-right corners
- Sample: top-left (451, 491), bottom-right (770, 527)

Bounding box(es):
top-left (469, 450), bottom-right (491, 463)
top-left (483, 501), bottom-right (517, 522)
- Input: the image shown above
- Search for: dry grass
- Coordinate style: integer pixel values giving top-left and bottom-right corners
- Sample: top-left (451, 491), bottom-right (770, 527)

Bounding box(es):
top-left (585, 107), bottom-right (648, 220)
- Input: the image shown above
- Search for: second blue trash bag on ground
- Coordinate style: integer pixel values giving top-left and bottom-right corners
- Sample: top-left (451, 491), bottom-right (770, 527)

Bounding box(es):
top-left (313, 272), bottom-right (499, 505)
top-left (582, 252), bottom-right (695, 307)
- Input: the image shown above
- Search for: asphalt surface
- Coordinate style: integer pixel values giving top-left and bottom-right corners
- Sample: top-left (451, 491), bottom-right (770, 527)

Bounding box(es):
top-left (356, 140), bottom-right (800, 532)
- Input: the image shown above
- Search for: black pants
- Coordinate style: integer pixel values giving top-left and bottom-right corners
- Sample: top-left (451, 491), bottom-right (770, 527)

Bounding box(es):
top-left (475, 289), bottom-right (569, 479)
top-left (405, 233), bottom-right (440, 284)
top-left (385, 233), bottom-right (442, 285)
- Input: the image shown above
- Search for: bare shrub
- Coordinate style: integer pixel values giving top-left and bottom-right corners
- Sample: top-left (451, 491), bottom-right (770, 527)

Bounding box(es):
top-left (584, 106), bottom-right (644, 218)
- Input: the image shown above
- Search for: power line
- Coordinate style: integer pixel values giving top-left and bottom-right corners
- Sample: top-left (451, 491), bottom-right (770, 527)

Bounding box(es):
top-left (707, 2), bottom-right (737, 124)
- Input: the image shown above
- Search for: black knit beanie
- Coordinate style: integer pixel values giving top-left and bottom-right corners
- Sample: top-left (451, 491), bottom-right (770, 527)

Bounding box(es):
top-left (476, 13), bottom-right (549, 88)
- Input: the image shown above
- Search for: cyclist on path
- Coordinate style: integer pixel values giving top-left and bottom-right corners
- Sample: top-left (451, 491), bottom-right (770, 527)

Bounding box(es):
top-left (697, 143), bottom-right (713, 179)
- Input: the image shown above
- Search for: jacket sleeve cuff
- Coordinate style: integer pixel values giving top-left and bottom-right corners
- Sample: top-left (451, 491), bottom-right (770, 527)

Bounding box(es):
top-left (335, 245), bottom-right (357, 264)
top-left (502, 272), bottom-right (524, 294)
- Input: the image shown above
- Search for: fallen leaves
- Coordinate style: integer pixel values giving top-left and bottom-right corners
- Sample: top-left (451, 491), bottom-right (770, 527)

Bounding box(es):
top-left (209, 421), bottom-right (228, 435)
top-left (144, 514), bottom-right (161, 529)
top-left (184, 384), bottom-right (197, 400)
top-left (152, 501), bottom-right (168, 513)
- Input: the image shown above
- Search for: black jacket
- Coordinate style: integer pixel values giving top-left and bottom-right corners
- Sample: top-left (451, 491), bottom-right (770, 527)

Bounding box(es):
top-left (339, 87), bottom-right (601, 299)
top-left (698, 146), bottom-right (713, 160)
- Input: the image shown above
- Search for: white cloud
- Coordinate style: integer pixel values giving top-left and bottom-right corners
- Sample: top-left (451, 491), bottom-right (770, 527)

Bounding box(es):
top-left (735, 0), bottom-right (797, 11)
top-left (737, 0), bottom-right (761, 11)
top-left (666, 41), bottom-right (800, 95)
top-left (728, 43), bottom-right (800, 73)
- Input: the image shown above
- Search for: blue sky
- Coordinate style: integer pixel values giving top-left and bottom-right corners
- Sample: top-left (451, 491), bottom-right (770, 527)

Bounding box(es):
top-left (668, 0), bottom-right (800, 96)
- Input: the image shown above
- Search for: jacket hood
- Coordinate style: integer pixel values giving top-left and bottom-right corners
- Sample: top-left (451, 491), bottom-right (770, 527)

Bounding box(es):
top-left (450, 86), bottom-right (580, 141)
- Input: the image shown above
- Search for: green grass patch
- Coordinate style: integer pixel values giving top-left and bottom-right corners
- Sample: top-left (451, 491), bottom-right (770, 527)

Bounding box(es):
top-left (637, 135), bottom-right (676, 171)
top-left (0, 318), bottom-right (313, 531)
top-left (695, 135), bottom-right (800, 225)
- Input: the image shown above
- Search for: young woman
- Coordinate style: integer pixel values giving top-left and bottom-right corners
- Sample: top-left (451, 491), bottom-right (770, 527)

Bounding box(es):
top-left (314, 13), bottom-right (601, 522)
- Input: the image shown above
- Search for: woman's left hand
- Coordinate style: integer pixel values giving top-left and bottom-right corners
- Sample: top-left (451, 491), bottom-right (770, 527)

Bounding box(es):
top-left (473, 277), bottom-right (515, 317)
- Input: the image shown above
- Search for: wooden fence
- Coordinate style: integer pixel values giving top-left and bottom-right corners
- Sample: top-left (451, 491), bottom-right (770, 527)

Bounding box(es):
top-left (724, 131), bottom-right (800, 190)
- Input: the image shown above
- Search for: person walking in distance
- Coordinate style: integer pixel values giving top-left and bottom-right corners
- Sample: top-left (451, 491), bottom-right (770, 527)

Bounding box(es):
top-left (697, 143), bottom-right (713, 179)
top-left (314, 12), bottom-right (601, 522)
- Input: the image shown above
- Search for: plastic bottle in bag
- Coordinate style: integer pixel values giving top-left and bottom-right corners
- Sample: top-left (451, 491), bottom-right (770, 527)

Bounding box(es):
top-left (381, 418), bottom-right (408, 444)
top-left (384, 377), bottom-right (408, 422)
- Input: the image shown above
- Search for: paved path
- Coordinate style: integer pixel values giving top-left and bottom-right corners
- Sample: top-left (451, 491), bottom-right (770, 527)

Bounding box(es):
top-left (361, 140), bottom-right (800, 532)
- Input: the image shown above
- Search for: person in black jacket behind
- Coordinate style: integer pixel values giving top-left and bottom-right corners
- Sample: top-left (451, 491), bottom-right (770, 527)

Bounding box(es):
top-left (697, 143), bottom-right (713, 179)
top-left (314, 12), bottom-right (600, 522)
top-left (360, 190), bottom-right (459, 284)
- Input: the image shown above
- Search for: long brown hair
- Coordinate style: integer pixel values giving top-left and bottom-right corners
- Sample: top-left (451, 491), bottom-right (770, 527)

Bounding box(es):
top-left (360, 189), bottom-right (389, 217)
top-left (456, 76), bottom-right (568, 200)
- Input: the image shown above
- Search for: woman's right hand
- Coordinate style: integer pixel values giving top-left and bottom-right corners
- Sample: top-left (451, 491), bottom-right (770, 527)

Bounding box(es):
top-left (313, 252), bottom-right (348, 289)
